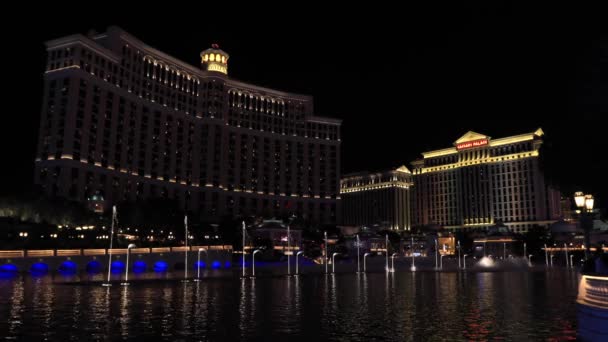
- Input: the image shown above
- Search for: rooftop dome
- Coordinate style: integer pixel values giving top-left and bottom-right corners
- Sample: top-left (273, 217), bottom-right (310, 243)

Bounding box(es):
top-left (200, 44), bottom-right (229, 75)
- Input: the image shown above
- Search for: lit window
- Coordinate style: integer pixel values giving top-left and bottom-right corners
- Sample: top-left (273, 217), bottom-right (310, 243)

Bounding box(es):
top-left (210, 54), bottom-right (215, 62)
top-left (216, 54), bottom-right (221, 61)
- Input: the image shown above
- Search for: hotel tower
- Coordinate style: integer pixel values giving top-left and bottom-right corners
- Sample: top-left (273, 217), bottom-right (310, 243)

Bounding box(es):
top-left (340, 129), bottom-right (561, 232)
top-left (411, 129), bottom-right (560, 232)
top-left (34, 26), bottom-right (341, 223)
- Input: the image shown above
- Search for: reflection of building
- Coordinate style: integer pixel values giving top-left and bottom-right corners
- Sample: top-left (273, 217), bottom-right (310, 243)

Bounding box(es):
top-left (412, 129), bottom-right (560, 233)
top-left (340, 166), bottom-right (413, 231)
top-left (34, 26), bottom-right (341, 224)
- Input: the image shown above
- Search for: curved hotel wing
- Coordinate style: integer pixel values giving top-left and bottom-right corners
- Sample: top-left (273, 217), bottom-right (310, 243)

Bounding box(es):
top-left (35, 26), bottom-right (341, 223)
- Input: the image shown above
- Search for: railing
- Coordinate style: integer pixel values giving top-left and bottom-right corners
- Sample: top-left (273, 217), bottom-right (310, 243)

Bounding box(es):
top-left (0, 246), bottom-right (234, 258)
top-left (578, 274), bottom-right (608, 310)
top-left (83, 249), bottom-right (106, 256)
top-left (544, 247), bottom-right (607, 252)
top-left (56, 249), bottom-right (82, 257)
top-left (0, 250), bottom-right (25, 258)
top-left (151, 247), bottom-right (171, 253)
top-left (131, 248), bottom-right (151, 254)
top-left (108, 249), bottom-right (128, 255)
top-left (209, 245), bottom-right (232, 251)
top-left (26, 250), bottom-right (55, 257)
top-left (274, 246), bottom-right (300, 251)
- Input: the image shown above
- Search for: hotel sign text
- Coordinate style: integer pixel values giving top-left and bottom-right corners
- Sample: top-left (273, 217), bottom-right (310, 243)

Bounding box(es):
top-left (456, 139), bottom-right (488, 150)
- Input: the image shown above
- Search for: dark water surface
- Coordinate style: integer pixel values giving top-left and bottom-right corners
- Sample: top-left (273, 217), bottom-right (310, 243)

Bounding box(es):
top-left (0, 270), bottom-right (579, 341)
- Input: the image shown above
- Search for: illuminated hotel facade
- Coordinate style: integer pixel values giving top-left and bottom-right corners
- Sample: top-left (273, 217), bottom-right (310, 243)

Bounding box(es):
top-left (411, 129), bottom-right (560, 232)
top-left (34, 26), bottom-right (341, 223)
top-left (340, 166), bottom-right (413, 230)
top-left (340, 129), bottom-right (561, 233)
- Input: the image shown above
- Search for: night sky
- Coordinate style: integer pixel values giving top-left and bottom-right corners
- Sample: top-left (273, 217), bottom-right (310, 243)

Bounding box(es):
top-left (2, 4), bottom-right (607, 211)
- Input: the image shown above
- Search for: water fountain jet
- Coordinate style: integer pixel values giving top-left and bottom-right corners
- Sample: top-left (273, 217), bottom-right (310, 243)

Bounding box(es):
top-left (103, 206), bottom-right (118, 287)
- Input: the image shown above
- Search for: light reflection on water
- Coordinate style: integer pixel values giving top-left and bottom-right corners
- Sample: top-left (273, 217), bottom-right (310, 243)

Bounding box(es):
top-left (0, 270), bottom-right (578, 341)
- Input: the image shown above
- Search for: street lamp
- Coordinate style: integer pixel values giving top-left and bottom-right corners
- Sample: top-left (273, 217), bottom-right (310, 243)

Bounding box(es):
top-left (385, 235), bottom-right (389, 273)
top-left (332, 253), bottom-right (340, 273)
top-left (391, 253), bottom-right (398, 272)
top-left (364, 252), bottom-right (371, 272)
top-left (324, 231), bottom-right (328, 274)
top-left (242, 221), bottom-right (246, 278)
top-left (575, 192), bottom-right (595, 259)
top-left (356, 234), bottom-right (361, 273)
top-left (528, 255), bottom-right (533, 266)
top-left (103, 206), bottom-right (118, 287)
top-left (296, 251), bottom-right (304, 275)
top-left (195, 248), bottom-right (207, 281)
top-left (183, 215), bottom-right (189, 282)
top-left (287, 223), bottom-right (291, 276)
top-left (574, 191), bottom-right (586, 208)
top-left (440, 254), bottom-right (445, 270)
top-left (457, 240), bottom-right (461, 269)
top-left (570, 254), bottom-right (574, 268)
top-left (252, 249), bottom-right (262, 277)
top-left (121, 243), bottom-right (136, 286)
top-left (463, 254), bottom-right (468, 270)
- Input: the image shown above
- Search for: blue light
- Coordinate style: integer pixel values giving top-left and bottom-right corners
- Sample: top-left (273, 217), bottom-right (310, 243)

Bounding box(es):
top-left (1, 264), bottom-right (18, 273)
top-left (194, 261), bottom-right (206, 269)
top-left (111, 260), bottom-right (125, 273)
top-left (0, 272), bottom-right (17, 279)
top-left (59, 261), bottom-right (78, 274)
top-left (153, 261), bottom-right (168, 272)
top-left (211, 261), bottom-right (221, 269)
top-left (30, 262), bottom-right (49, 273)
top-left (133, 260), bottom-right (147, 273)
top-left (224, 261), bottom-right (231, 268)
top-left (86, 260), bottom-right (102, 273)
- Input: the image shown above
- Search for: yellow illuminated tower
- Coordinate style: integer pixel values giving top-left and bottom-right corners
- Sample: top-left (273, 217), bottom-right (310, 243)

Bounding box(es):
top-left (200, 44), bottom-right (229, 74)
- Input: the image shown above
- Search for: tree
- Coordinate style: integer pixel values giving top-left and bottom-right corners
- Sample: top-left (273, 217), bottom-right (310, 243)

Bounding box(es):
top-left (523, 225), bottom-right (551, 256)
top-left (379, 229), bottom-right (401, 251)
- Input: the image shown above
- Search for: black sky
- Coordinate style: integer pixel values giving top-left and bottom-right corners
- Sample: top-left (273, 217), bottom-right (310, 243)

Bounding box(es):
top-left (2, 3), bottom-right (607, 211)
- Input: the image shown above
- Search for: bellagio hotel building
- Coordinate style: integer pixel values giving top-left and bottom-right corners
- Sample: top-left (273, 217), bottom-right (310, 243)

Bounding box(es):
top-left (34, 26), bottom-right (341, 223)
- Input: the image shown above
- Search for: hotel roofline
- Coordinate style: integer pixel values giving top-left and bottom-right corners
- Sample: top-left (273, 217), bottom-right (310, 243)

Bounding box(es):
top-left (420, 128), bottom-right (544, 159)
top-left (342, 165), bottom-right (412, 180)
top-left (45, 26), bottom-right (343, 124)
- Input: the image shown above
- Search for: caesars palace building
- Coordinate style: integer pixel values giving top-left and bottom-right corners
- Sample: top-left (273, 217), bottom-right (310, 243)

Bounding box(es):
top-left (35, 26), bottom-right (341, 223)
top-left (341, 129), bottom-right (561, 233)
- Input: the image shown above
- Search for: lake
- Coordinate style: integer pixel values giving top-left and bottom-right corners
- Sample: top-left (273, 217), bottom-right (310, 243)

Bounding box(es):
top-left (0, 268), bottom-right (579, 341)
